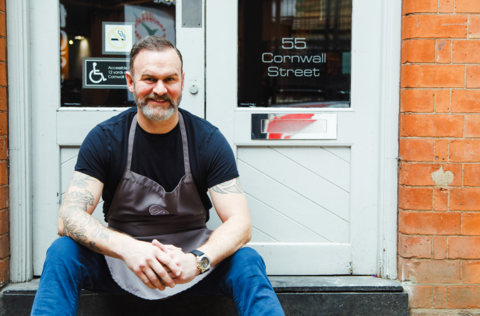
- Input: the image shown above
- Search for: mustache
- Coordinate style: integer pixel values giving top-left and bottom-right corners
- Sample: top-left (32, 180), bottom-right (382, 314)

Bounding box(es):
top-left (145, 94), bottom-right (173, 103)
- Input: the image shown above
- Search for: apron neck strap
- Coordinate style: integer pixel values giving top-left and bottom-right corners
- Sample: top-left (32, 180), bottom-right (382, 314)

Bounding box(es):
top-left (125, 111), bottom-right (192, 180)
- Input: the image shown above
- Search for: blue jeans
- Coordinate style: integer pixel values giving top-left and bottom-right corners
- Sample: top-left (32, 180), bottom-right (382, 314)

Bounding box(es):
top-left (31, 237), bottom-right (285, 316)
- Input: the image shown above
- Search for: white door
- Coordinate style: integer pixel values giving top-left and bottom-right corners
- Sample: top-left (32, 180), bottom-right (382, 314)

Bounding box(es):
top-left (205, 0), bottom-right (384, 275)
top-left (31, 0), bottom-right (205, 274)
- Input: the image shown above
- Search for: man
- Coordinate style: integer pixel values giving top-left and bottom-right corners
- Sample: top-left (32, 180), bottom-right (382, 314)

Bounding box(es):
top-left (31, 36), bottom-right (285, 315)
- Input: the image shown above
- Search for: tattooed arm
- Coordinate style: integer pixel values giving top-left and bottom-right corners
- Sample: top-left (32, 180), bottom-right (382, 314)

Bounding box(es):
top-left (58, 171), bottom-right (181, 290)
top-left (200, 178), bottom-right (252, 266)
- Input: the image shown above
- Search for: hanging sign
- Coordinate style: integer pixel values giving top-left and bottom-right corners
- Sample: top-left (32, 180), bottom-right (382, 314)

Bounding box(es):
top-left (102, 22), bottom-right (135, 55)
top-left (82, 58), bottom-right (129, 89)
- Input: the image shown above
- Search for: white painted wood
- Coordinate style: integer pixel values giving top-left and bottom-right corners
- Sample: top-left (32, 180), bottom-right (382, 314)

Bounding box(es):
top-left (206, 0), bottom-right (399, 275)
top-left (273, 147), bottom-right (350, 191)
top-left (176, 0), bottom-right (205, 119)
top-left (7, 0), bottom-right (34, 283)
top-left (238, 148), bottom-right (350, 221)
top-left (323, 147), bottom-right (351, 163)
top-left (60, 147), bottom-right (79, 164)
top-left (238, 159), bottom-right (349, 242)
top-left (249, 243), bottom-right (352, 275)
top-left (377, 0), bottom-right (402, 280)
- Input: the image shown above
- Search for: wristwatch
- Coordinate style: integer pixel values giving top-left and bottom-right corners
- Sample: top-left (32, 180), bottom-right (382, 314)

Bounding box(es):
top-left (190, 250), bottom-right (211, 274)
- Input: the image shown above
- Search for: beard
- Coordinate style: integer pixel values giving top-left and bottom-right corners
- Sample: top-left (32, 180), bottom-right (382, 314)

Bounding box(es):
top-left (134, 87), bottom-right (182, 122)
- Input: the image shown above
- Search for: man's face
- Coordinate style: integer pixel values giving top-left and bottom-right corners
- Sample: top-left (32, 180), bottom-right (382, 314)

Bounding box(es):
top-left (126, 48), bottom-right (184, 122)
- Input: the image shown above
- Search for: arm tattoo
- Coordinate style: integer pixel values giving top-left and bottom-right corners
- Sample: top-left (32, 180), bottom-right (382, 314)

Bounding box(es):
top-left (59, 189), bottom-right (110, 253)
top-left (212, 178), bottom-right (244, 195)
top-left (68, 172), bottom-right (97, 190)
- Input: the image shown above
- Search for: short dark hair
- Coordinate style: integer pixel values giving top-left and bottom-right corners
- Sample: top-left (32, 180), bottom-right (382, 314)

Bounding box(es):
top-left (129, 36), bottom-right (183, 77)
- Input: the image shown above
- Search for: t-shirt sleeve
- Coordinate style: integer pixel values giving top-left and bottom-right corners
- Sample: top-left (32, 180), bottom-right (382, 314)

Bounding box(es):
top-left (75, 125), bottom-right (109, 184)
top-left (205, 129), bottom-right (239, 189)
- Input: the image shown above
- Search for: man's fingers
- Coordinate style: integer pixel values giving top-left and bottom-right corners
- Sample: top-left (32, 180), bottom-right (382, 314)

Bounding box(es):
top-left (136, 271), bottom-right (156, 290)
top-left (142, 266), bottom-right (167, 291)
top-left (155, 250), bottom-right (182, 277)
top-left (150, 259), bottom-right (176, 288)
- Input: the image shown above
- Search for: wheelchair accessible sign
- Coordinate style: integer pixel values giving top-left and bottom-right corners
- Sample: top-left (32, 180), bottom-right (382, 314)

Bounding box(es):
top-left (82, 58), bottom-right (130, 89)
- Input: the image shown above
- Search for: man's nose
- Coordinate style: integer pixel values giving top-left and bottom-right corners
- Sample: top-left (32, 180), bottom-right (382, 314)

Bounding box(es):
top-left (153, 80), bottom-right (167, 95)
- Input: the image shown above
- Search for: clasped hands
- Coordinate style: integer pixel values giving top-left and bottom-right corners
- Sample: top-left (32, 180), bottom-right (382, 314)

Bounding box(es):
top-left (122, 239), bottom-right (199, 291)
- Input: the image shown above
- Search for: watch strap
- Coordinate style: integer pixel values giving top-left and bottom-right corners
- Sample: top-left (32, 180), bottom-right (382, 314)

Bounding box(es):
top-left (190, 249), bottom-right (204, 257)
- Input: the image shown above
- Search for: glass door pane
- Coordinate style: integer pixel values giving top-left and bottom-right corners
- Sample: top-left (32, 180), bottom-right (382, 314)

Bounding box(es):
top-left (60, 0), bottom-right (176, 107)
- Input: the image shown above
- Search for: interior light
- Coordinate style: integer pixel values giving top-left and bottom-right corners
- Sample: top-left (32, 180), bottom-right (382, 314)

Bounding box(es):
top-left (74, 36), bottom-right (85, 40)
top-left (68, 40), bottom-right (74, 45)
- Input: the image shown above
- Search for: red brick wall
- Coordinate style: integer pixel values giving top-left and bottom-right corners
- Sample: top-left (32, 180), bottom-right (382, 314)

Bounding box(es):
top-left (399, 0), bottom-right (480, 313)
top-left (0, 0), bottom-right (8, 287)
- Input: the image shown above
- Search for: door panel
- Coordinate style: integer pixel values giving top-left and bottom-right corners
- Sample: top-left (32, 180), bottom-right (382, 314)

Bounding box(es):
top-left (32, 0), bottom-right (205, 274)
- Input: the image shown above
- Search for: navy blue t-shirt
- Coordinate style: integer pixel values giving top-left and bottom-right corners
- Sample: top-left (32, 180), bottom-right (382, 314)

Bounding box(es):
top-left (75, 107), bottom-right (239, 221)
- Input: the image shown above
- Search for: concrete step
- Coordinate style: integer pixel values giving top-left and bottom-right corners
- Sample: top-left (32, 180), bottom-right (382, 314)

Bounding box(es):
top-left (0, 276), bottom-right (408, 316)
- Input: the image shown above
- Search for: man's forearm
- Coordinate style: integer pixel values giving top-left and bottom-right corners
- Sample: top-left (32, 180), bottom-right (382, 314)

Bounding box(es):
top-left (198, 215), bottom-right (251, 267)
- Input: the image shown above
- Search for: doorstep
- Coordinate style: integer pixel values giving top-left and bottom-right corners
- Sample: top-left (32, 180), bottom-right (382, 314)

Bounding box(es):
top-left (0, 276), bottom-right (408, 316)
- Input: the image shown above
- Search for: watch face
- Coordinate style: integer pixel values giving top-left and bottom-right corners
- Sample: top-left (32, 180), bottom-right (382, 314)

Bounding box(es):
top-left (199, 257), bottom-right (210, 269)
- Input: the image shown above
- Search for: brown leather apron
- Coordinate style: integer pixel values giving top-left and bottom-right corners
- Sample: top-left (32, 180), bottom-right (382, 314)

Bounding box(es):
top-left (104, 112), bottom-right (214, 300)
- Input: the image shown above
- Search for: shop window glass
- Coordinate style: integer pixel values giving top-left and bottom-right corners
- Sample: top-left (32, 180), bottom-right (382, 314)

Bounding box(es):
top-left (59, 0), bottom-right (176, 107)
top-left (238, 0), bottom-right (352, 108)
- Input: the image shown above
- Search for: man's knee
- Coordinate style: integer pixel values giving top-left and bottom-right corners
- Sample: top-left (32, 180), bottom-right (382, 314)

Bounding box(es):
top-left (45, 236), bottom-right (86, 268)
top-left (229, 247), bottom-right (266, 275)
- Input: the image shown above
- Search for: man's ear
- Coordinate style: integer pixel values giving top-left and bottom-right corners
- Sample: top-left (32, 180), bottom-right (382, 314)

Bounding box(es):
top-left (181, 72), bottom-right (185, 91)
top-left (126, 71), bottom-right (135, 93)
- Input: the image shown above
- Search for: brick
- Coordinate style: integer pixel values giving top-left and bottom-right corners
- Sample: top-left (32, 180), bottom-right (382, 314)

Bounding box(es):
top-left (0, 257), bottom-right (9, 288)
top-left (402, 15), bottom-right (468, 40)
top-left (462, 261), bottom-right (480, 283)
top-left (403, 0), bottom-right (437, 14)
top-left (399, 138), bottom-right (433, 161)
top-left (410, 285), bottom-right (433, 308)
top-left (462, 213), bottom-right (480, 235)
top-left (0, 186), bottom-right (7, 209)
top-left (0, 87), bottom-right (6, 111)
top-left (449, 140), bottom-right (480, 162)
top-left (399, 187), bottom-right (433, 210)
top-left (398, 234), bottom-right (432, 258)
top-left (436, 40), bottom-right (451, 64)
top-left (401, 65), bottom-right (465, 88)
top-left (456, 0), bottom-right (480, 13)
top-left (399, 163), bottom-right (462, 186)
top-left (433, 236), bottom-right (447, 259)
top-left (399, 211), bottom-right (461, 234)
top-left (464, 164), bottom-right (480, 185)
top-left (439, 0), bottom-right (454, 12)
top-left (0, 13), bottom-right (4, 38)
top-left (448, 286), bottom-right (480, 308)
top-left (452, 90), bottom-right (480, 113)
top-left (469, 15), bottom-right (480, 38)
top-left (465, 115), bottom-right (480, 137)
top-left (467, 65), bottom-right (480, 88)
top-left (0, 234), bottom-right (8, 259)
top-left (0, 137), bottom-right (7, 160)
top-left (433, 286), bottom-right (447, 309)
top-left (453, 40), bottom-right (480, 63)
top-left (400, 115), bottom-right (463, 137)
top-left (0, 112), bottom-right (6, 136)
top-left (451, 188), bottom-right (480, 210)
top-left (0, 63), bottom-right (6, 86)
top-left (402, 40), bottom-right (435, 63)
top-left (401, 259), bottom-right (461, 283)
top-left (434, 188), bottom-right (448, 211)
top-left (400, 90), bottom-right (434, 113)
top-left (0, 38), bottom-right (5, 63)
top-left (434, 139), bottom-right (449, 162)
top-left (0, 161), bottom-right (7, 185)
top-left (435, 90), bottom-right (450, 113)
top-left (0, 210), bottom-right (8, 235)
top-left (449, 236), bottom-right (480, 258)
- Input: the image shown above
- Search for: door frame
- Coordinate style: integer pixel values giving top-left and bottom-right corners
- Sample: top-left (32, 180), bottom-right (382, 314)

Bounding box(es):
top-left (205, 0), bottom-right (402, 278)
top-left (8, 0), bottom-right (401, 282)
